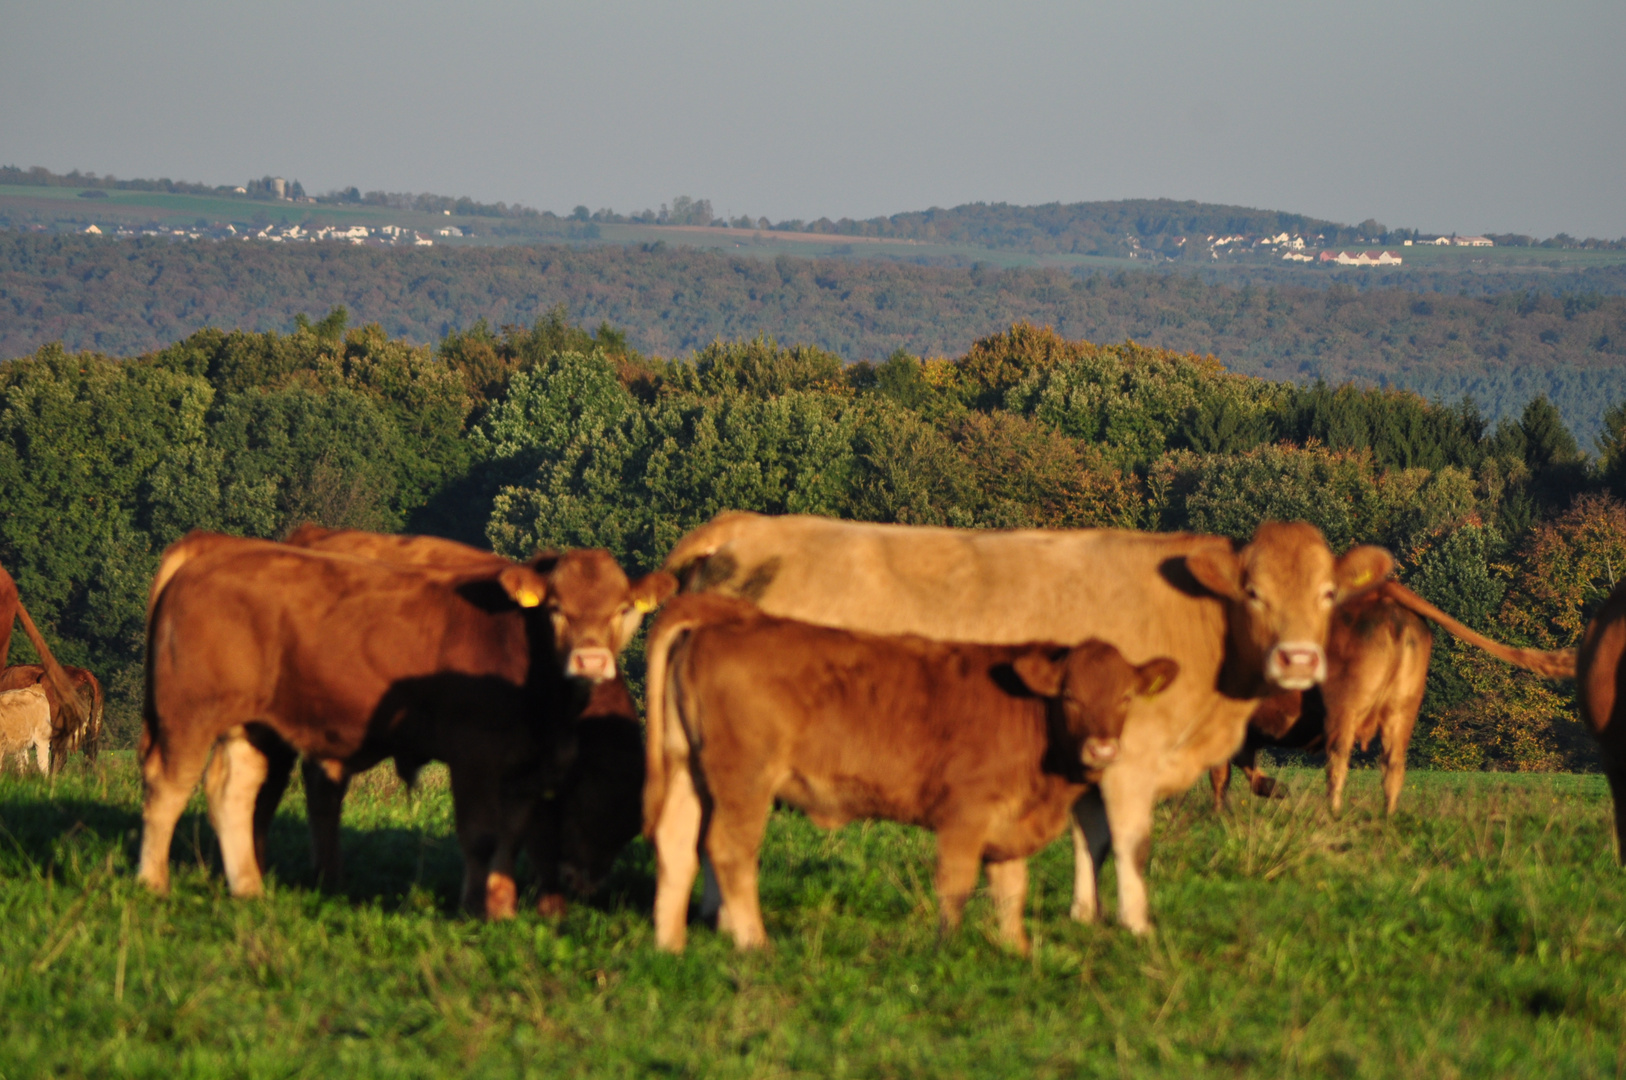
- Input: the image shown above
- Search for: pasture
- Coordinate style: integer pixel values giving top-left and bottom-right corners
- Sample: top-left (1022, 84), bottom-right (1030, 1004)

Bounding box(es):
top-left (0, 756), bottom-right (1622, 1078)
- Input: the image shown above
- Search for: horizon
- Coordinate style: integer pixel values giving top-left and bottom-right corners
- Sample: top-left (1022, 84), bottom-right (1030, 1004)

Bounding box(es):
top-left (3, 2), bottom-right (1621, 240)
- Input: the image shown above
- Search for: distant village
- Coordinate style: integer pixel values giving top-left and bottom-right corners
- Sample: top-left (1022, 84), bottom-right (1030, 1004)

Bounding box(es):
top-left (79, 221), bottom-right (459, 247)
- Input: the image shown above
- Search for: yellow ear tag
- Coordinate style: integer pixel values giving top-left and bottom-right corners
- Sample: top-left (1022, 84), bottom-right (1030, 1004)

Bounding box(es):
top-left (634, 597), bottom-right (657, 613)
top-left (1351, 570), bottom-right (1371, 586)
top-left (515, 588), bottom-right (542, 608)
top-left (1141, 674), bottom-right (1165, 696)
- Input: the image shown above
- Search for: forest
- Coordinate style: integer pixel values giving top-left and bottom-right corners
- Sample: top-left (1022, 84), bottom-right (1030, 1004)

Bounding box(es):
top-left (1, 309), bottom-right (1622, 776)
top-left (4, 234), bottom-right (1626, 440)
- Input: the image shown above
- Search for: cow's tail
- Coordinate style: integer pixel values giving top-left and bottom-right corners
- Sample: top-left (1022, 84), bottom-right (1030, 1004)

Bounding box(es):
top-left (80, 672), bottom-right (105, 763)
top-left (16, 600), bottom-right (89, 754)
top-left (1380, 580), bottom-right (1577, 679)
top-left (659, 511), bottom-right (762, 588)
top-left (643, 602), bottom-right (714, 841)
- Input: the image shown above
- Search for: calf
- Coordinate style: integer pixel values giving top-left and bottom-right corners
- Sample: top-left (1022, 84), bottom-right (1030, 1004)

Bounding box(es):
top-left (643, 594), bottom-right (1178, 953)
top-left (141, 535), bottom-right (672, 916)
top-left (0, 685), bottom-right (51, 772)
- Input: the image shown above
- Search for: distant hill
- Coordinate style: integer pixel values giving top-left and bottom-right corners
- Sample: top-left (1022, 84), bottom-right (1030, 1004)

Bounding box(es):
top-left (5, 234), bottom-right (1626, 441)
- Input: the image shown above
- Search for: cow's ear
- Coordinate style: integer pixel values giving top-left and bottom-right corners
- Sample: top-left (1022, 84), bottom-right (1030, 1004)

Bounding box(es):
top-left (1011, 649), bottom-right (1067, 697)
top-left (1185, 545), bottom-right (1245, 601)
top-left (499, 565), bottom-right (550, 609)
top-left (1334, 545), bottom-right (1393, 602)
top-left (1135, 657), bottom-right (1180, 698)
top-left (629, 571), bottom-right (678, 615)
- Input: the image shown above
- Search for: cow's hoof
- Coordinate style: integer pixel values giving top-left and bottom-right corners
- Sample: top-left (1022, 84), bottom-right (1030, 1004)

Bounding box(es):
top-left (1251, 776), bottom-right (1287, 799)
top-left (484, 873), bottom-right (518, 920)
top-left (537, 893), bottom-right (568, 919)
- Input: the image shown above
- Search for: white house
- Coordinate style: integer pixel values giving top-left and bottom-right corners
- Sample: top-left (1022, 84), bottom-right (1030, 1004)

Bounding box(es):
top-left (1453, 236), bottom-right (1493, 247)
top-left (83, 224), bottom-right (101, 234)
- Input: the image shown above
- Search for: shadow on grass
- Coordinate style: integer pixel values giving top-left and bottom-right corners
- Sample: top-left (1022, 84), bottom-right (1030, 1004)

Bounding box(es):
top-left (0, 785), bottom-right (659, 920)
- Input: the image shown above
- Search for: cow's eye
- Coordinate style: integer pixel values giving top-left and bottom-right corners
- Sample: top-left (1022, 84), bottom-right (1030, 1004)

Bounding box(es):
top-left (1244, 585), bottom-right (1261, 604)
top-left (1321, 586), bottom-right (1337, 604)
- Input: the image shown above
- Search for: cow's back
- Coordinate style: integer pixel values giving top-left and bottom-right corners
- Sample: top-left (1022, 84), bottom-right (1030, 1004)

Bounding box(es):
top-left (668, 514), bottom-right (1237, 784)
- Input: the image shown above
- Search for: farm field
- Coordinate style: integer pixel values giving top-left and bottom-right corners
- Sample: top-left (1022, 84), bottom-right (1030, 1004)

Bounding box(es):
top-left (1, 756), bottom-right (1622, 1077)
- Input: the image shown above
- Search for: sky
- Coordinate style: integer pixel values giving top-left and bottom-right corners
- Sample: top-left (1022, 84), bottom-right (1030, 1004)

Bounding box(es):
top-left (2, 1), bottom-right (1622, 238)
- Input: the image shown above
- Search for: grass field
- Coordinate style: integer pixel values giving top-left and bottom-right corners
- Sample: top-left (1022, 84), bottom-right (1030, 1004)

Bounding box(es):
top-left (1, 755), bottom-right (1623, 1078)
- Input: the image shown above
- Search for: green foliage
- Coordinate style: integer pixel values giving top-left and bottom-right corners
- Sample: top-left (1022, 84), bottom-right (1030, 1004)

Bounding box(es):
top-left (2, 311), bottom-right (1621, 774)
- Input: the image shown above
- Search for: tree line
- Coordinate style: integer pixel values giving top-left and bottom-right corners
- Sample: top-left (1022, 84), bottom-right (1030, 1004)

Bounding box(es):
top-left (1, 310), bottom-right (1622, 772)
top-left (4, 235), bottom-right (1625, 440)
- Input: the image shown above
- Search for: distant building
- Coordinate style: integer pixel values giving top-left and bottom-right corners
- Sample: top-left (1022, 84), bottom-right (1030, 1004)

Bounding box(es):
top-left (271, 177), bottom-right (287, 200)
top-left (1281, 251), bottom-right (1313, 262)
top-left (83, 224), bottom-right (101, 234)
top-left (1320, 250), bottom-right (1403, 266)
top-left (1453, 236), bottom-right (1493, 247)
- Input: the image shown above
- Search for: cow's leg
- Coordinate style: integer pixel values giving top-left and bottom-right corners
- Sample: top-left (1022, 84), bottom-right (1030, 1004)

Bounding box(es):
top-left (699, 857), bottom-right (724, 927)
top-left (705, 785), bottom-right (774, 951)
top-left (933, 825), bottom-right (986, 934)
top-left (1100, 776), bottom-right (1157, 935)
top-left (1325, 726), bottom-right (1358, 815)
top-left (1068, 788), bottom-right (1112, 922)
top-left (137, 728), bottom-right (215, 895)
top-left (526, 793), bottom-right (568, 918)
top-left (1377, 710), bottom-right (1415, 817)
top-left (1605, 758), bottom-right (1626, 866)
top-left (202, 727), bottom-right (271, 897)
top-left (985, 858), bottom-right (1030, 954)
top-left (250, 731), bottom-right (297, 875)
top-left (651, 760), bottom-right (704, 952)
top-left (448, 762), bottom-right (520, 920)
top-left (1209, 762), bottom-right (1232, 810)
top-left (300, 757), bottom-right (351, 889)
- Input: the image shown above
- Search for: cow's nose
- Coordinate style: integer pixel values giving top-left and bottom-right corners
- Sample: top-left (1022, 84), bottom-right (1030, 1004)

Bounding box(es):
top-left (1082, 738), bottom-right (1119, 768)
top-left (1267, 642), bottom-right (1325, 690)
top-left (567, 647), bottom-right (616, 682)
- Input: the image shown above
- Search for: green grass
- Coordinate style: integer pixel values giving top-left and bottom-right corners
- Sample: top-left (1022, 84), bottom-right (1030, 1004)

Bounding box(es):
top-left (1, 756), bottom-right (1623, 1078)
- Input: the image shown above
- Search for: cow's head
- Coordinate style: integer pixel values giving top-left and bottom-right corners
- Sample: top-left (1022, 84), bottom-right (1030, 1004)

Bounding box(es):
top-left (1184, 522), bottom-right (1392, 693)
top-left (499, 550), bottom-right (677, 683)
top-left (1012, 640), bottom-right (1180, 768)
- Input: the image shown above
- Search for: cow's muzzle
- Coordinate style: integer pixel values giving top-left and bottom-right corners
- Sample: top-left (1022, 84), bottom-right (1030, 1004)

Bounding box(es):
top-left (1082, 737), bottom-right (1120, 768)
top-left (1266, 642), bottom-right (1325, 690)
top-left (566, 647), bottom-right (617, 682)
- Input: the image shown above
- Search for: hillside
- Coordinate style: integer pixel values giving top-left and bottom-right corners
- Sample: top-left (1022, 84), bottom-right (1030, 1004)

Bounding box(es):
top-left (4, 234), bottom-right (1625, 439)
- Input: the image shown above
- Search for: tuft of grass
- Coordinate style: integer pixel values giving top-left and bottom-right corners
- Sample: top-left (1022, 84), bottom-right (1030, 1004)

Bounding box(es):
top-left (0, 756), bottom-right (1623, 1077)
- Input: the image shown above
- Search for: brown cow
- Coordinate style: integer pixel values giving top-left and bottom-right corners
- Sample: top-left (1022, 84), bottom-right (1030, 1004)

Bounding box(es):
top-left (1577, 581), bottom-right (1626, 863)
top-left (1213, 581), bottom-right (1576, 815)
top-left (663, 512), bottom-right (1392, 933)
top-left (643, 592), bottom-right (1178, 953)
top-left (283, 526), bottom-right (649, 911)
top-left (140, 535), bottom-right (673, 917)
top-left (0, 664), bottom-right (105, 769)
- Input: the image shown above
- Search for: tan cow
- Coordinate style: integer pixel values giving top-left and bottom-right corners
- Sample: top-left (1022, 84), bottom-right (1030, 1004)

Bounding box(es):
top-left (1214, 582), bottom-right (1575, 815)
top-left (0, 685), bottom-right (51, 773)
top-left (663, 511), bottom-right (1391, 933)
top-left (644, 593), bottom-right (1178, 953)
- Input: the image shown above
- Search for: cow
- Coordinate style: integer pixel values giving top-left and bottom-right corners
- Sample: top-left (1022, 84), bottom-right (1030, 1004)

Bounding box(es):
top-left (662, 511), bottom-right (1392, 934)
top-left (1213, 582), bottom-right (1576, 815)
top-left (0, 564), bottom-right (90, 760)
top-left (139, 534), bottom-right (674, 917)
top-left (1577, 581), bottom-right (1626, 864)
top-left (642, 592), bottom-right (1179, 953)
top-left (283, 526), bottom-right (649, 913)
top-left (0, 664), bottom-right (105, 769)
top-left (0, 685), bottom-right (51, 773)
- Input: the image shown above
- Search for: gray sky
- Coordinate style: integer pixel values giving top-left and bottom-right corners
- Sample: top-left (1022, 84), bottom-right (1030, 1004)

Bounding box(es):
top-left (3, 0), bottom-right (1622, 238)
